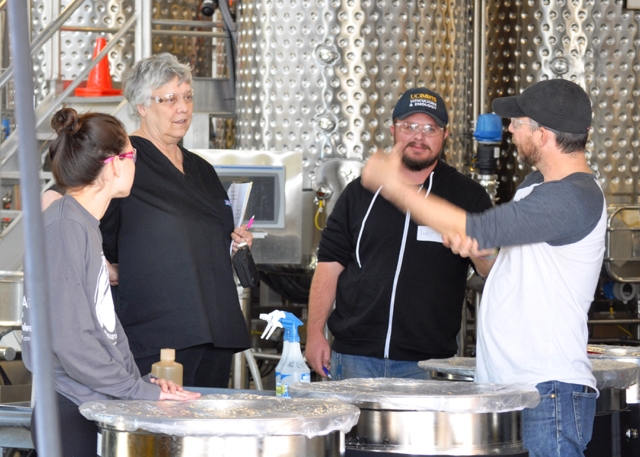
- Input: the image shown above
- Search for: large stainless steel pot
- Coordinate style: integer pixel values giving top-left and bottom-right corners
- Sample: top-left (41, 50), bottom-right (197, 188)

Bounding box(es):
top-left (347, 408), bottom-right (523, 455)
top-left (587, 345), bottom-right (640, 404)
top-left (98, 426), bottom-right (343, 457)
top-left (0, 271), bottom-right (23, 329)
top-left (290, 379), bottom-right (539, 456)
top-left (419, 356), bottom-right (640, 457)
top-left (80, 395), bottom-right (360, 457)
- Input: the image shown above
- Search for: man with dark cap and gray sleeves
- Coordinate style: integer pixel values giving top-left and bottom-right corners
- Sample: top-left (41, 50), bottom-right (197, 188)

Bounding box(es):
top-left (306, 88), bottom-right (493, 380)
top-left (361, 79), bottom-right (605, 457)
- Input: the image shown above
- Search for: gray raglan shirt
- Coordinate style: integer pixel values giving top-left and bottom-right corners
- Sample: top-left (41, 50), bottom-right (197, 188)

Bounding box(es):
top-left (22, 196), bottom-right (159, 406)
top-left (467, 171), bottom-right (604, 249)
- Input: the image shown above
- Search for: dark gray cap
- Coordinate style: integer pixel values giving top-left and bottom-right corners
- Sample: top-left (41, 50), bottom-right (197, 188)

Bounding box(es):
top-left (492, 79), bottom-right (592, 134)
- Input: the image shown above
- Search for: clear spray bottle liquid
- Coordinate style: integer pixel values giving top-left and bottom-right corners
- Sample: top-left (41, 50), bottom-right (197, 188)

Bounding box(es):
top-left (151, 348), bottom-right (183, 386)
top-left (275, 339), bottom-right (290, 397)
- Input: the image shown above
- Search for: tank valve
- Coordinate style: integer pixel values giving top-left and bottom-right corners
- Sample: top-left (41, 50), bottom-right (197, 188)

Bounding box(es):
top-left (471, 113), bottom-right (503, 203)
top-left (314, 184), bottom-right (333, 230)
top-left (626, 428), bottom-right (638, 439)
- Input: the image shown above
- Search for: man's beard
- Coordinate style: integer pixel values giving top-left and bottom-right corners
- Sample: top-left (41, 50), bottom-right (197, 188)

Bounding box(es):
top-left (401, 142), bottom-right (440, 171)
top-left (516, 138), bottom-right (541, 167)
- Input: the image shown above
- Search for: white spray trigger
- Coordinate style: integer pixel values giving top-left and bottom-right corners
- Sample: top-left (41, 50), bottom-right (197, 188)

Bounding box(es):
top-left (259, 310), bottom-right (286, 340)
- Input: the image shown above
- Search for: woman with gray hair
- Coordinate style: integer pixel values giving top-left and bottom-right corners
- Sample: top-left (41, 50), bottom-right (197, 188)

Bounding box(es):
top-left (100, 52), bottom-right (252, 388)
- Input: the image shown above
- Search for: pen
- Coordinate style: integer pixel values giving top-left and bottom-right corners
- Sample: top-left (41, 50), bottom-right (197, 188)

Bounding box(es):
top-left (322, 366), bottom-right (332, 379)
top-left (246, 215), bottom-right (255, 230)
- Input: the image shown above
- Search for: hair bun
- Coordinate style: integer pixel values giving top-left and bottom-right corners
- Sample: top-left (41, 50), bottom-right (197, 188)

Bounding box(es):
top-left (51, 108), bottom-right (81, 135)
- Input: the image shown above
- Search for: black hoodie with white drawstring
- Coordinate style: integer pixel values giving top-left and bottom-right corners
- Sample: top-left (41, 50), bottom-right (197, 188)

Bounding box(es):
top-left (318, 160), bottom-right (492, 361)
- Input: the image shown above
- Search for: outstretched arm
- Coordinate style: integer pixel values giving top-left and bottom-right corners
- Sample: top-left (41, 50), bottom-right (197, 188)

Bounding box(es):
top-left (361, 145), bottom-right (468, 241)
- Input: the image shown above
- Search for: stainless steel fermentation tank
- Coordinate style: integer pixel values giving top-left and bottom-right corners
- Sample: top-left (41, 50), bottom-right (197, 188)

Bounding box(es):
top-left (235, 0), bottom-right (475, 193)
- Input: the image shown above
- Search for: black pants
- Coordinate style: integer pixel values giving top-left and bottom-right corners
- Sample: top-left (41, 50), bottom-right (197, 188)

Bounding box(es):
top-left (136, 343), bottom-right (235, 387)
top-left (31, 391), bottom-right (99, 457)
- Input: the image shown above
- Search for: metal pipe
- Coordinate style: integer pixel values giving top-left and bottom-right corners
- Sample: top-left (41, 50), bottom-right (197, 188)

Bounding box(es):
top-left (136, 0), bottom-right (152, 60)
top-left (472, 0), bottom-right (483, 122)
top-left (251, 352), bottom-right (281, 361)
top-left (151, 29), bottom-right (227, 38)
top-left (60, 26), bottom-right (123, 34)
top-left (0, 270), bottom-right (23, 277)
top-left (7, 0), bottom-right (61, 455)
top-left (0, 0), bottom-right (85, 90)
top-left (588, 319), bottom-right (640, 325)
top-left (244, 349), bottom-right (263, 390)
top-left (152, 19), bottom-right (225, 29)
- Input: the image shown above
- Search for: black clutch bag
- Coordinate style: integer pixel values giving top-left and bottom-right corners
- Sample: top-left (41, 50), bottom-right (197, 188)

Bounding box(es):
top-left (232, 242), bottom-right (260, 288)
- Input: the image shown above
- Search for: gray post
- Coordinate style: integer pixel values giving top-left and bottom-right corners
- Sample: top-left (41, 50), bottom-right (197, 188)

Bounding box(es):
top-left (6, 1), bottom-right (62, 456)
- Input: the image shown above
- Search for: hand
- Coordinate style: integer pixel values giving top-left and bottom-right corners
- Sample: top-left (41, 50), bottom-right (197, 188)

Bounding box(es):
top-left (361, 144), bottom-right (404, 198)
top-left (231, 225), bottom-right (253, 252)
top-left (151, 377), bottom-right (201, 401)
top-left (305, 331), bottom-right (332, 378)
top-left (443, 234), bottom-right (494, 258)
top-left (106, 260), bottom-right (119, 286)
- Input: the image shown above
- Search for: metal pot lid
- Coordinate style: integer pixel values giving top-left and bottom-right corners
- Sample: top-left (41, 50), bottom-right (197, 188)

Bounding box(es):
top-left (419, 357), bottom-right (640, 390)
top-left (418, 357), bottom-right (476, 378)
top-left (588, 344), bottom-right (640, 358)
top-left (80, 394), bottom-right (360, 438)
top-left (289, 378), bottom-right (540, 413)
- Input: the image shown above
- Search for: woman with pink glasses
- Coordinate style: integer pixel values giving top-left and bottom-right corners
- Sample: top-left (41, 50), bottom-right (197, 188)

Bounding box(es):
top-left (22, 107), bottom-right (199, 456)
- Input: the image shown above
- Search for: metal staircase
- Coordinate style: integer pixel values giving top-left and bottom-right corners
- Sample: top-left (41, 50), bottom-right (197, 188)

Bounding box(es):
top-left (0, 0), bottom-right (236, 270)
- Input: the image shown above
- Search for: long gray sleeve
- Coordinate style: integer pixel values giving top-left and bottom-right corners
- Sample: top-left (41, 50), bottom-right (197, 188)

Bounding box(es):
top-left (22, 197), bottom-right (160, 405)
top-left (467, 172), bottom-right (604, 250)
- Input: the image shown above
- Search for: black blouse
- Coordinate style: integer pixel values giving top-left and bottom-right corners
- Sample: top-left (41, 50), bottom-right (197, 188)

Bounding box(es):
top-left (101, 136), bottom-right (250, 358)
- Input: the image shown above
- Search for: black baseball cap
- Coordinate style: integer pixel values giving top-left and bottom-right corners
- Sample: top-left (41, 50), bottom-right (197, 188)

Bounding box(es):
top-left (492, 79), bottom-right (592, 134)
top-left (392, 88), bottom-right (448, 127)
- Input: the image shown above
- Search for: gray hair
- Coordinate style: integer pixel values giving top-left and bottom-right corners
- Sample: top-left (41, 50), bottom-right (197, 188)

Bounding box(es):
top-left (123, 53), bottom-right (193, 115)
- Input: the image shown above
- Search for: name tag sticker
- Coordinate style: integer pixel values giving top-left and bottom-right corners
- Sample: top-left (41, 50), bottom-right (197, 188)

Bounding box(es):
top-left (417, 226), bottom-right (443, 243)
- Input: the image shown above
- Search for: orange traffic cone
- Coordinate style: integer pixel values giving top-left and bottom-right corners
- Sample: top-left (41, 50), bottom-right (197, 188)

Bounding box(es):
top-left (75, 37), bottom-right (122, 97)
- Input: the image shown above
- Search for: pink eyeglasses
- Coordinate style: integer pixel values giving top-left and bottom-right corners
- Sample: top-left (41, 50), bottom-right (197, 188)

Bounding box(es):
top-left (103, 149), bottom-right (137, 164)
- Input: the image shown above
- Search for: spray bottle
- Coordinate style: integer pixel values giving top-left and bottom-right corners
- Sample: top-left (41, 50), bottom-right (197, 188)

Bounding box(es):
top-left (260, 310), bottom-right (310, 397)
top-left (277, 312), bottom-right (310, 397)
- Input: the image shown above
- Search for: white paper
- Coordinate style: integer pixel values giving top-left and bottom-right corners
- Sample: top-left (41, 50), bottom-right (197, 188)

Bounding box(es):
top-left (227, 182), bottom-right (253, 227)
top-left (416, 225), bottom-right (443, 243)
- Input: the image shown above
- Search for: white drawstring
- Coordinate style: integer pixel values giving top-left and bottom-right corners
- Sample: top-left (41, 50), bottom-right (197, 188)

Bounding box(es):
top-left (383, 171), bottom-right (434, 358)
top-left (355, 186), bottom-right (382, 268)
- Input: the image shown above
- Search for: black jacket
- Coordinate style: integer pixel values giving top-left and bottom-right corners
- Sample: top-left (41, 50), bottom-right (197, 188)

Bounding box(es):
top-left (318, 160), bottom-right (492, 361)
top-left (101, 136), bottom-right (250, 358)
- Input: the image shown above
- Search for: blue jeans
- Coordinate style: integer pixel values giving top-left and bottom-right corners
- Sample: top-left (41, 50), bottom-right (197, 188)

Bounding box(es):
top-left (523, 381), bottom-right (597, 457)
top-left (330, 352), bottom-right (428, 379)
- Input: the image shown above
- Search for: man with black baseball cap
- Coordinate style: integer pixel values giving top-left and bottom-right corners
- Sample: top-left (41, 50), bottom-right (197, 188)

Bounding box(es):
top-left (361, 79), bottom-right (605, 457)
top-left (306, 87), bottom-right (492, 381)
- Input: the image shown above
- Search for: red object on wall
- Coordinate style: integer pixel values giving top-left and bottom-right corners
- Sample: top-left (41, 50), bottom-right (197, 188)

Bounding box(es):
top-left (75, 37), bottom-right (122, 97)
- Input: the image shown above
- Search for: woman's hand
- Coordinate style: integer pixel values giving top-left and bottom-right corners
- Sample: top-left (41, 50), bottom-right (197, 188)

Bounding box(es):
top-left (151, 377), bottom-right (201, 401)
top-left (106, 260), bottom-right (119, 286)
top-left (231, 225), bottom-right (253, 252)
